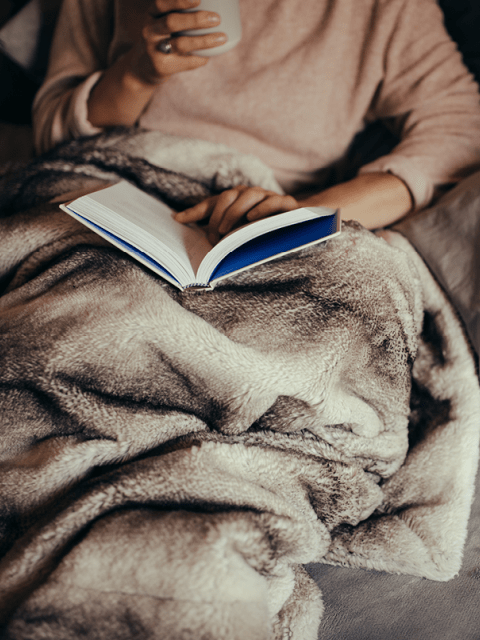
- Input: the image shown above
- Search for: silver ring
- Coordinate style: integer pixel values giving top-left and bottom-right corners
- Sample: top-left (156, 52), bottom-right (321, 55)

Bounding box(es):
top-left (158, 37), bottom-right (173, 54)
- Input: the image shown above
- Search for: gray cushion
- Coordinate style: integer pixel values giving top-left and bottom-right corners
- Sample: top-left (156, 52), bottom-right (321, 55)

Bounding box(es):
top-left (395, 171), bottom-right (480, 356)
top-left (308, 464), bottom-right (480, 639)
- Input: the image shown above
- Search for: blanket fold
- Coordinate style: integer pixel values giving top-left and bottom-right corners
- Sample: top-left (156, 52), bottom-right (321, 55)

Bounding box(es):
top-left (0, 130), bottom-right (479, 639)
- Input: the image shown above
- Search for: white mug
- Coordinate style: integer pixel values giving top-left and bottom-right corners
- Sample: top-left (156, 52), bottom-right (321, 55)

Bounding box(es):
top-left (180, 0), bottom-right (242, 57)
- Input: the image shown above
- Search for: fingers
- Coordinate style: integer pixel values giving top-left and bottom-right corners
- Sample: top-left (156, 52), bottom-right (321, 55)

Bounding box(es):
top-left (147, 9), bottom-right (220, 35)
top-left (212, 188), bottom-right (297, 229)
top-left (176, 187), bottom-right (299, 245)
top-left (150, 0), bottom-right (201, 15)
top-left (210, 188), bottom-right (271, 239)
top-left (143, 11), bottom-right (225, 51)
top-left (168, 32), bottom-right (227, 55)
top-left (139, 7), bottom-right (225, 81)
top-left (246, 194), bottom-right (299, 221)
top-left (175, 198), bottom-right (216, 223)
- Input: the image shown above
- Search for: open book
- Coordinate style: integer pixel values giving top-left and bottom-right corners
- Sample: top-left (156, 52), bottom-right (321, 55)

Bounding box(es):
top-left (60, 181), bottom-right (340, 291)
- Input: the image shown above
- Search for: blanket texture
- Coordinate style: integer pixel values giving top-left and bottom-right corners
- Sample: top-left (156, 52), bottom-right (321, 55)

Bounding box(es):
top-left (0, 130), bottom-right (479, 639)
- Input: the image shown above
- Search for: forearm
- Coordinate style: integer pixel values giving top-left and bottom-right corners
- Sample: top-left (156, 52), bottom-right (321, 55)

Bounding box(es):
top-left (297, 172), bottom-right (413, 229)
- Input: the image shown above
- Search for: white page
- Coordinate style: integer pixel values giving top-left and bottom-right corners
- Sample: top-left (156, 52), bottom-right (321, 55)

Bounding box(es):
top-left (70, 182), bottom-right (213, 283)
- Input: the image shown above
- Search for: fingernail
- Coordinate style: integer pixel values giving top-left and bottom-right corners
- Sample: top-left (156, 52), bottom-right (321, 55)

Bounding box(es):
top-left (206, 13), bottom-right (220, 24)
top-left (213, 33), bottom-right (227, 43)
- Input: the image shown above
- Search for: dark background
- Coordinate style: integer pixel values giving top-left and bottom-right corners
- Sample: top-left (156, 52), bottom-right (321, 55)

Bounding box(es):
top-left (0, 0), bottom-right (59, 124)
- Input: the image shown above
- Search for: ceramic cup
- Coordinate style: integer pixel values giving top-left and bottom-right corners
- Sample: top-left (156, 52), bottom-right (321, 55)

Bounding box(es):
top-left (180, 0), bottom-right (242, 57)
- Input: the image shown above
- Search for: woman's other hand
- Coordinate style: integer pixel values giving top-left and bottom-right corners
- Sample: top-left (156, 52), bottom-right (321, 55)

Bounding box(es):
top-left (175, 186), bottom-right (299, 245)
top-left (132, 0), bottom-right (227, 84)
top-left (88, 0), bottom-right (226, 128)
top-left (175, 173), bottom-right (413, 246)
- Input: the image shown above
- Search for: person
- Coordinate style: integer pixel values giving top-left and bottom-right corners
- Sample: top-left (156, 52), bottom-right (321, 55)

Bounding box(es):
top-left (33, 0), bottom-right (480, 244)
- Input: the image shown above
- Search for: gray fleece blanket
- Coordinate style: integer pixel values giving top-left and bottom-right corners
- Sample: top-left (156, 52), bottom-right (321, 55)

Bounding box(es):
top-left (0, 130), bottom-right (479, 640)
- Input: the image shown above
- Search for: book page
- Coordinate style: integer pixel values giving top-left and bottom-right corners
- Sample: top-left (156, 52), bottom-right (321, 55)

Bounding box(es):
top-left (73, 182), bottom-right (213, 283)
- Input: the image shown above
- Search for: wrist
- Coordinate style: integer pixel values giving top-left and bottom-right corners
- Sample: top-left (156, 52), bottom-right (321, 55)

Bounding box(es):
top-left (87, 51), bottom-right (159, 128)
top-left (124, 47), bottom-right (168, 89)
top-left (298, 172), bottom-right (413, 230)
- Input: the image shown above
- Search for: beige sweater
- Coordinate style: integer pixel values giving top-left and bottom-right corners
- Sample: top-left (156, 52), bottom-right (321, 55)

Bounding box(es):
top-left (33, 0), bottom-right (480, 207)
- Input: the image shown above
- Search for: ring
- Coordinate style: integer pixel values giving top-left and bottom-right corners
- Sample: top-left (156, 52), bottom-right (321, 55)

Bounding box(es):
top-left (158, 37), bottom-right (173, 54)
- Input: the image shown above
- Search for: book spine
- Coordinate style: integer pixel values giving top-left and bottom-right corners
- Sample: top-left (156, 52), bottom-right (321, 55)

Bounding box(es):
top-left (184, 283), bottom-right (214, 291)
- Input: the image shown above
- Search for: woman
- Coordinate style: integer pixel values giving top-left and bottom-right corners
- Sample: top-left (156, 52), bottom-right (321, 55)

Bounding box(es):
top-left (33, 0), bottom-right (480, 242)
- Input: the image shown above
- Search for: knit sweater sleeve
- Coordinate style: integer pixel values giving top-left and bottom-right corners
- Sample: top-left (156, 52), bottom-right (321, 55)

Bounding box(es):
top-left (359, 0), bottom-right (480, 209)
top-left (32, 0), bottom-right (112, 154)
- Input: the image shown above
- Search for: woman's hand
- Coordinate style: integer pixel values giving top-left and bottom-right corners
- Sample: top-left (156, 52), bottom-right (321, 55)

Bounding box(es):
top-left (174, 173), bottom-right (413, 246)
top-left (88, 0), bottom-right (226, 128)
top-left (131, 0), bottom-right (227, 85)
top-left (175, 186), bottom-right (299, 245)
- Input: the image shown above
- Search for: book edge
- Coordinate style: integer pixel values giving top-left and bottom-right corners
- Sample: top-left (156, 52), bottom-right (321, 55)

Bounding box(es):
top-left (208, 226), bottom-right (341, 289)
top-left (197, 205), bottom-right (337, 282)
top-left (59, 204), bottom-right (186, 291)
top-left (62, 183), bottom-right (198, 285)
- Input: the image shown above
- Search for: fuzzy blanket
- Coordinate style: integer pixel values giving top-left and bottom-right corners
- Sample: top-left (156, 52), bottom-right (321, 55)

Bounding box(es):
top-left (0, 130), bottom-right (479, 640)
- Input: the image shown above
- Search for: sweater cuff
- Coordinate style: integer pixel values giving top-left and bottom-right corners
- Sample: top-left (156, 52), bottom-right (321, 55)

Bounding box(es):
top-left (358, 155), bottom-right (434, 210)
top-left (69, 71), bottom-right (104, 139)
